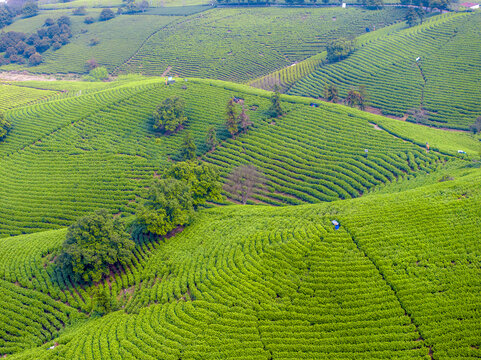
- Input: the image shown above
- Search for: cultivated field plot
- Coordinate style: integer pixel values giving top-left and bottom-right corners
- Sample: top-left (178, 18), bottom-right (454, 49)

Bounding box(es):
top-left (119, 7), bottom-right (407, 82)
top-left (2, 168), bottom-right (479, 359)
top-left (0, 83), bottom-right (57, 111)
top-left (0, 79), bottom-right (442, 236)
top-left (289, 12), bottom-right (481, 130)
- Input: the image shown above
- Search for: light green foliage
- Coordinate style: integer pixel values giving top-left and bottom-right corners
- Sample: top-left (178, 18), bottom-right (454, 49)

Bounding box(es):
top-left (83, 66), bottom-right (109, 81)
top-left (290, 13), bottom-right (481, 129)
top-left (164, 160), bottom-right (223, 206)
top-left (0, 111), bottom-right (11, 140)
top-left (56, 209), bottom-right (134, 283)
top-left (120, 8), bottom-right (407, 82)
top-left (136, 178), bottom-right (194, 236)
top-left (180, 131), bottom-right (196, 161)
top-left (267, 87), bottom-right (283, 117)
top-left (153, 96), bottom-right (187, 134)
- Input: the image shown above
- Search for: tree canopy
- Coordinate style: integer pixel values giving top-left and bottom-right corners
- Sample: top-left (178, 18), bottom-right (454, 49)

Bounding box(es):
top-left (99, 8), bottom-right (115, 21)
top-left (164, 161), bottom-right (223, 207)
top-left (136, 178), bottom-right (194, 236)
top-left (153, 96), bottom-right (187, 134)
top-left (55, 209), bottom-right (135, 283)
top-left (180, 132), bottom-right (197, 161)
top-left (224, 165), bottom-right (264, 205)
top-left (22, 2), bottom-right (38, 18)
top-left (268, 87), bottom-right (283, 118)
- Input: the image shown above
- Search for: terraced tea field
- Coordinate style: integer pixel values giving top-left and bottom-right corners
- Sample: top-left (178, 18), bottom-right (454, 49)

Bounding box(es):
top-left (0, 78), bottom-right (450, 236)
top-left (289, 12), bottom-right (481, 130)
top-left (119, 7), bottom-right (407, 82)
top-left (0, 83), bottom-right (57, 111)
top-left (1, 166), bottom-right (479, 359)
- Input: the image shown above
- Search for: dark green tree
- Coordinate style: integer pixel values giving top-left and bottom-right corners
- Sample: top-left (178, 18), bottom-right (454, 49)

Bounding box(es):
top-left (28, 52), bottom-right (42, 66)
top-left (206, 126), bottom-right (219, 151)
top-left (55, 209), bottom-right (135, 283)
top-left (225, 98), bottom-right (239, 138)
top-left (92, 286), bottom-right (116, 316)
top-left (326, 38), bottom-right (354, 63)
top-left (153, 96), bottom-right (187, 134)
top-left (136, 179), bottom-right (194, 236)
top-left (0, 5), bottom-right (14, 29)
top-left (417, 7), bottom-right (425, 24)
top-left (164, 161), bottom-right (223, 207)
top-left (22, 2), bottom-right (38, 17)
top-left (405, 8), bottom-right (418, 27)
top-left (268, 86), bottom-right (283, 118)
top-left (180, 132), bottom-right (197, 161)
top-left (323, 84), bottom-right (339, 102)
top-left (0, 111), bottom-right (11, 140)
top-left (362, 0), bottom-right (384, 8)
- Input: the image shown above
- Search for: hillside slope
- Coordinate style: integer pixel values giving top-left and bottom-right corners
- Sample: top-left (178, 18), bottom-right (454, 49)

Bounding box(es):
top-left (289, 12), bottom-right (481, 130)
top-left (1, 164), bottom-right (479, 359)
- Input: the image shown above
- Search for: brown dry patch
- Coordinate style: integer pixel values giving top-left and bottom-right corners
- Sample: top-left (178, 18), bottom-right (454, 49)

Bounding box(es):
top-left (0, 71), bottom-right (81, 82)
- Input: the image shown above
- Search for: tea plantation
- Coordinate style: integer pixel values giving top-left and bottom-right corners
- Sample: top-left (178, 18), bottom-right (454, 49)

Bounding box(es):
top-left (289, 12), bottom-right (481, 130)
top-left (0, 165), bottom-right (479, 359)
top-left (0, 3), bottom-right (480, 359)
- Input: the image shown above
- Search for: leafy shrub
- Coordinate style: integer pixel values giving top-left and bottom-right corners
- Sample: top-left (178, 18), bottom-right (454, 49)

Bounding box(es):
top-left (83, 66), bottom-right (109, 81)
top-left (84, 16), bottom-right (95, 24)
top-left (99, 8), bottom-right (115, 21)
top-left (28, 52), bottom-right (42, 66)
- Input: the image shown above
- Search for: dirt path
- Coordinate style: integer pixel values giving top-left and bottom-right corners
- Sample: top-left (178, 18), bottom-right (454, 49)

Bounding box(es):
top-left (0, 71), bottom-right (81, 82)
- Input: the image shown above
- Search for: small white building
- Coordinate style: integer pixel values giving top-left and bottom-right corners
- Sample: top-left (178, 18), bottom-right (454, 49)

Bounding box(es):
top-left (460, 2), bottom-right (480, 9)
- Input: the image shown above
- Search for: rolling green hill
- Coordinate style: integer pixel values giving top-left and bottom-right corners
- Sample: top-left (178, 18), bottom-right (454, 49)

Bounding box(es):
top-left (0, 162), bottom-right (479, 359)
top-left (0, 77), bottom-right (458, 237)
top-left (117, 7), bottom-right (407, 81)
top-left (289, 12), bottom-right (481, 130)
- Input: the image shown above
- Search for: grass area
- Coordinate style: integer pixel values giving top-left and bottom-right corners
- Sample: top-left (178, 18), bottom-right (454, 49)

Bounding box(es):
top-left (289, 12), bottom-right (481, 130)
top-left (119, 7), bottom-right (407, 82)
top-left (1, 165), bottom-right (479, 359)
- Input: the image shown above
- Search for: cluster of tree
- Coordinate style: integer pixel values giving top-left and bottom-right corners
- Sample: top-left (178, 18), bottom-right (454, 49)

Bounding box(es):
top-left (99, 8), bottom-right (115, 21)
top-left (400, 0), bottom-right (451, 10)
top-left (83, 66), bottom-right (109, 81)
top-left (0, 4), bottom-right (15, 29)
top-left (153, 96), bottom-right (188, 134)
top-left (0, 16), bottom-right (72, 66)
top-left (0, 111), bottom-right (11, 141)
top-left (345, 86), bottom-right (367, 110)
top-left (225, 98), bottom-right (253, 138)
top-left (121, 0), bottom-right (149, 14)
top-left (359, 0), bottom-right (384, 9)
top-left (135, 161), bottom-right (223, 235)
top-left (224, 165), bottom-right (264, 205)
top-left (326, 38), bottom-right (354, 63)
top-left (405, 7), bottom-right (426, 27)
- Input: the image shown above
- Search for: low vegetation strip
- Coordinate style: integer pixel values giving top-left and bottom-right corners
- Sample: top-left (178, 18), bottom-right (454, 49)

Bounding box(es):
top-left (0, 83), bottom-right (57, 111)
